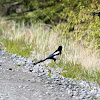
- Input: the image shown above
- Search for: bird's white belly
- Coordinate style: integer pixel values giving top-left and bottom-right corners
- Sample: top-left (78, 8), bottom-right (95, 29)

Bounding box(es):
top-left (54, 55), bottom-right (60, 59)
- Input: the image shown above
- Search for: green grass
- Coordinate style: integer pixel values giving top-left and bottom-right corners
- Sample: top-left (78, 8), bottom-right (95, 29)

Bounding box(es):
top-left (62, 62), bottom-right (100, 83)
top-left (49, 61), bottom-right (100, 84)
top-left (0, 17), bottom-right (100, 84)
top-left (1, 39), bottom-right (32, 57)
top-left (1, 38), bottom-right (99, 84)
top-left (16, 63), bottom-right (21, 66)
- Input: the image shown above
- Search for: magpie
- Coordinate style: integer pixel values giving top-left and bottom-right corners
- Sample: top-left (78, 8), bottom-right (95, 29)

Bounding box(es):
top-left (33, 46), bottom-right (62, 66)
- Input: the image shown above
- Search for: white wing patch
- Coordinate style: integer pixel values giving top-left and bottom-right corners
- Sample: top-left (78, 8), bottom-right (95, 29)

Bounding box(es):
top-left (54, 55), bottom-right (60, 59)
top-left (53, 51), bottom-right (60, 55)
top-left (53, 51), bottom-right (60, 59)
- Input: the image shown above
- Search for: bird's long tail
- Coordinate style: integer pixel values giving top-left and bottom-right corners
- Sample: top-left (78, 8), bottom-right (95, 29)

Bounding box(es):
top-left (33, 58), bottom-right (47, 66)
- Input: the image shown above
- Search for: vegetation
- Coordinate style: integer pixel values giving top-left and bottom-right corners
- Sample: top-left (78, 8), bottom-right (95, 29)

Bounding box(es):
top-left (0, 17), bottom-right (100, 84)
top-left (0, 0), bottom-right (99, 49)
top-left (0, 0), bottom-right (100, 83)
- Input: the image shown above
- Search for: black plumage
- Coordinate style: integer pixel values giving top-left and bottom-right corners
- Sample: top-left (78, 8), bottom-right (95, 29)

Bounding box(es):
top-left (33, 46), bottom-right (62, 66)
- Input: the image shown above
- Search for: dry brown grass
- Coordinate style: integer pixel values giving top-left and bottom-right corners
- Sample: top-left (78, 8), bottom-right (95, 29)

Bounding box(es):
top-left (0, 17), bottom-right (100, 71)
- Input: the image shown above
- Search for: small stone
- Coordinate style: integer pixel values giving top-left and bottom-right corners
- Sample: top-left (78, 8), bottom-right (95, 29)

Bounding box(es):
top-left (68, 90), bottom-right (73, 96)
top-left (95, 93), bottom-right (100, 98)
top-left (72, 91), bottom-right (78, 96)
top-left (90, 90), bottom-right (97, 95)
top-left (11, 54), bottom-right (17, 58)
top-left (68, 85), bottom-right (72, 89)
top-left (79, 93), bottom-right (86, 99)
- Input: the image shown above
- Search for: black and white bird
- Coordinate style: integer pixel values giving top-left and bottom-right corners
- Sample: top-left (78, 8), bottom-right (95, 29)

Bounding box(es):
top-left (33, 46), bottom-right (62, 66)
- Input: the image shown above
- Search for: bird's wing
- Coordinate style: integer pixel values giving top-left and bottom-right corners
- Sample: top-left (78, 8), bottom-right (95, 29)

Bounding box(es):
top-left (46, 51), bottom-right (60, 59)
top-left (53, 51), bottom-right (60, 56)
top-left (33, 46), bottom-right (62, 65)
top-left (46, 54), bottom-right (54, 59)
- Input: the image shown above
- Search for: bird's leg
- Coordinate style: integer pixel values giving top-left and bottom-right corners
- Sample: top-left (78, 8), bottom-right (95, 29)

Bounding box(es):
top-left (51, 61), bottom-right (56, 68)
top-left (54, 61), bottom-right (57, 68)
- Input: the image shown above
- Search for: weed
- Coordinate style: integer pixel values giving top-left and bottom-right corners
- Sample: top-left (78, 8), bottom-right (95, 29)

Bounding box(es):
top-left (0, 17), bottom-right (100, 84)
top-left (1, 39), bottom-right (32, 57)
top-left (16, 63), bottom-right (21, 66)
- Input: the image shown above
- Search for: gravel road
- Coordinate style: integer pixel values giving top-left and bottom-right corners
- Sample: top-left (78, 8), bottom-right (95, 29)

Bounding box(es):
top-left (0, 49), bottom-right (100, 100)
top-left (0, 50), bottom-right (71, 100)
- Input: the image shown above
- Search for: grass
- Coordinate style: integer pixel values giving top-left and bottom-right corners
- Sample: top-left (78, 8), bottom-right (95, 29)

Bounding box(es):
top-left (0, 17), bottom-right (100, 84)
top-left (16, 63), bottom-right (21, 66)
top-left (48, 61), bottom-right (100, 84)
top-left (1, 39), bottom-right (32, 57)
top-left (62, 62), bottom-right (100, 83)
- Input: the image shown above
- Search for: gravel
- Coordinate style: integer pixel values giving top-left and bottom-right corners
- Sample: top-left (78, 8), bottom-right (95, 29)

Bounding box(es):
top-left (0, 49), bottom-right (100, 100)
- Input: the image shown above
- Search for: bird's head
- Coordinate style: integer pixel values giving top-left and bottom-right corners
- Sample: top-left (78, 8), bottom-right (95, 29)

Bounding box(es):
top-left (58, 46), bottom-right (62, 51)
